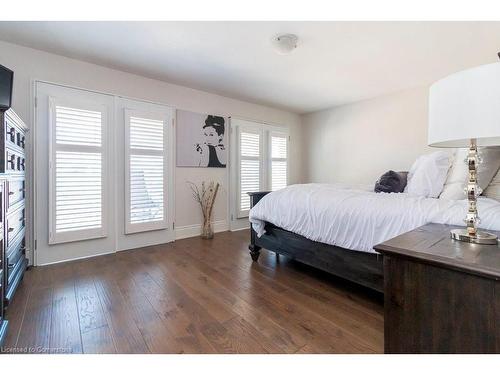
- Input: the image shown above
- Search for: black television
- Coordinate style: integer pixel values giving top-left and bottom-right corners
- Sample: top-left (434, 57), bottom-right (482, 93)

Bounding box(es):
top-left (0, 64), bottom-right (13, 111)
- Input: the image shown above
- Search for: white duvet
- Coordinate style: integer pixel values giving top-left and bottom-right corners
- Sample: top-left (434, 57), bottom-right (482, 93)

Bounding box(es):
top-left (249, 183), bottom-right (500, 253)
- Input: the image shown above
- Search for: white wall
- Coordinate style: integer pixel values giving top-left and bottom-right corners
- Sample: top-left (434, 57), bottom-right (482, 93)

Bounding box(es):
top-left (0, 41), bottom-right (303, 246)
top-left (302, 86), bottom-right (433, 185)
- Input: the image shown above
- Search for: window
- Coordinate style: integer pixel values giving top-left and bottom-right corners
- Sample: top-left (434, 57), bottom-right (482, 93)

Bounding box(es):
top-left (49, 100), bottom-right (107, 244)
top-left (239, 130), bottom-right (261, 214)
top-left (270, 134), bottom-right (288, 191)
top-left (232, 119), bottom-right (289, 219)
top-left (125, 110), bottom-right (169, 233)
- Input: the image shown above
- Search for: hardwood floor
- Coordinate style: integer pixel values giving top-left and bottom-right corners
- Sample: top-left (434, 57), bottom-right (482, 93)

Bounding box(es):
top-left (1, 230), bottom-right (383, 354)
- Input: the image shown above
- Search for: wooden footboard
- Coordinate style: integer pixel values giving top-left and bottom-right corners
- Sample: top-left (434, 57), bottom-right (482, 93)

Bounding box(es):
top-left (247, 191), bottom-right (384, 292)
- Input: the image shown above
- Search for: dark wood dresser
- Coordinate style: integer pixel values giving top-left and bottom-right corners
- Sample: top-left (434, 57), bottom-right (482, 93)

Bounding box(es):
top-left (375, 223), bottom-right (500, 354)
top-left (0, 108), bottom-right (27, 347)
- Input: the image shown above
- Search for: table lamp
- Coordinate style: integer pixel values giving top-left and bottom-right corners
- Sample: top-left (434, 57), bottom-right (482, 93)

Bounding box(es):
top-left (428, 62), bottom-right (500, 244)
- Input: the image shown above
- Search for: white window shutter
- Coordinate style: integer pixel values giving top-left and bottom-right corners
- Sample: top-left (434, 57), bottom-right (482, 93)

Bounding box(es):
top-left (55, 151), bottom-right (102, 232)
top-left (125, 112), bottom-right (168, 233)
top-left (233, 121), bottom-right (289, 220)
top-left (270, 134), bottom-right (288, 191)
top-left (49, 102), bottom-right (106, 244)
top-left (238, 130), bottom-right (261, 217)
top-left (130, 116), bottom-right (164, 151)
top-left (130, 154), bottom-right (164, 224)
top-left (55, 106), bottom-right (102, 147)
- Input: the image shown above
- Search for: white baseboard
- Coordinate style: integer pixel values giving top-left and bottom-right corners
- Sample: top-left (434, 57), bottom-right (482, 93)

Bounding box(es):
top-left (229, 217), bottom-right (250, 231)
top-left (37, 249), bottom-right (116, 266)
top-left (230, 226), bottom-right (249, 232)
top-left (175, 220), bottom-right (229, 240)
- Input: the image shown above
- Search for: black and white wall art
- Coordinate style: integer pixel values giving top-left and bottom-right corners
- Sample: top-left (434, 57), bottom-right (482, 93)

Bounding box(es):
top-left (176, 110), bottom-right (227, 168)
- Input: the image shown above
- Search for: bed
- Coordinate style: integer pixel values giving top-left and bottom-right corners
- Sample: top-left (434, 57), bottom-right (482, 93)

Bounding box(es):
top-left (248, 183), bottom-right (500, 293)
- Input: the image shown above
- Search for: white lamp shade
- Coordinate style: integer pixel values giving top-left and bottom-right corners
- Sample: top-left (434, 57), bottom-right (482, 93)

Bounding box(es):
top-left (428, 62), bottom-right (500, 148)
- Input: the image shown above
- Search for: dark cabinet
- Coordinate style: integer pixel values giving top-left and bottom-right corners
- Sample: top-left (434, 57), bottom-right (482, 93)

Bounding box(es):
top-left (0, 108), bottom-right (27, 347)
top-left (375, 223), bottom-right (500, 354)
top-left (0, 181), bottom-right (6, 347)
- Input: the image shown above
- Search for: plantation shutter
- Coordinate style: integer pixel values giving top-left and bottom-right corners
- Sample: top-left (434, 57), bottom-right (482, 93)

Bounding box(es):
top-left (238, 128), bottom-right (261, 217)
top-left (49, 101), bottom-right (107, 244)
top-left (270, 133), bottom-right (288, 191)
top-left (125, 110), bottom-right (168, 233)
top-left (230, 118), bottom-right (289, 228)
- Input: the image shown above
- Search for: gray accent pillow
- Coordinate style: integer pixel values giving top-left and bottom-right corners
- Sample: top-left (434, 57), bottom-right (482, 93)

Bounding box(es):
top-left (374, 171), bottom-right (408, 193)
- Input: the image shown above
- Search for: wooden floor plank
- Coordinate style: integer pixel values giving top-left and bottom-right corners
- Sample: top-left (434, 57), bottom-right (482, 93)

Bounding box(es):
top-left (150, 250), bottom-right (238, 323)
top-left (93, 277), bottom-right (150, 353)
top-left (163, 247), bottom-right (307, 352)
top-left (123, 256), bottom-right (216, 353)
top-left (2, 268), bottom-right (37, 351)
top-left (3, 230), bottom-right (383, 353)
top-left (110, 253), bottom-right (196, 353)
top-left (73, 266), bottom-right (117, 354)
top-left (15, 286), bottom-right (53, 353)
top-left (50, 284), bottom-right (82, 354)
top-left (180, 237), bottom-right (380, 352)
top-left (47, 262), bottom-right (83, 354)
top-left (227, 251), bottom-right (384, 349)
top-left (134, 252), bottom-right (224, 353)
top-left (222, 316), bottom-right (285, 354)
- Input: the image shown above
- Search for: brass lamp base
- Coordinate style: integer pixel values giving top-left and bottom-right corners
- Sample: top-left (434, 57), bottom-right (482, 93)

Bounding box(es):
top-left (450, 228), bottom-right (498, 245)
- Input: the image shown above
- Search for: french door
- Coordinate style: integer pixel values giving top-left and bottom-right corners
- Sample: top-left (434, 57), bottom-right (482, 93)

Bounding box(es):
top-left (35, 82), bottom-right (174, 265)
top-left (229, 118), bottom-right (289, 231)
top-left (115, 97), bottom-right (174, 252)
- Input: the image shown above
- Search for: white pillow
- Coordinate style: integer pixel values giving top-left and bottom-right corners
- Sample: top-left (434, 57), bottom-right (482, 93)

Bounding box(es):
top-left (440, 147), bottom-right (500, 200)
top-left (405, 151), bottom-right (451, 198)
top-left (483, 168), bottom-right (500, 201)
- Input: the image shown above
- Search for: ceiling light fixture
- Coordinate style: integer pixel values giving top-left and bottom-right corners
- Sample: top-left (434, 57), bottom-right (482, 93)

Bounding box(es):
top-left (271, 34), bottom-right (298, 55)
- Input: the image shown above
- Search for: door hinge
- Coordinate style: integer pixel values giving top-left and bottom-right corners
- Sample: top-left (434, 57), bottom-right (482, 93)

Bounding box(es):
top-left (173, 222), bottom-right (175, 230)
top-left (34, 97), bottom-right (38, 108)
top-left (34, 239), bottom-right (37, 250)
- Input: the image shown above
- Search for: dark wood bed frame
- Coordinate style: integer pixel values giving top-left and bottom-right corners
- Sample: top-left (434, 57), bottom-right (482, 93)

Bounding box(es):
top-left (248, 191), bottom-right (384, 293)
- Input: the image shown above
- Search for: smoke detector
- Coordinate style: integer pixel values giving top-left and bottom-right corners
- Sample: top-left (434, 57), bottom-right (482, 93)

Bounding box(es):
top-left (271, 34), bottom-right (298, 55)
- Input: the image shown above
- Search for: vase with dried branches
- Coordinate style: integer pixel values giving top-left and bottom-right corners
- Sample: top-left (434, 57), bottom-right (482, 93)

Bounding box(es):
top-left (187, 180), bottom-right (220, 239)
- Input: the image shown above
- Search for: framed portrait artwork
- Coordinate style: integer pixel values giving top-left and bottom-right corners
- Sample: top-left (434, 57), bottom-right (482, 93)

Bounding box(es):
top-left (176, 110), bottom-right (228, 168)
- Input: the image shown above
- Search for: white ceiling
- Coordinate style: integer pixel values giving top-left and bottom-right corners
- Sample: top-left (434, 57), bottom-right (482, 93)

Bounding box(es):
top-left (0, 21), bottom-right (500, 114)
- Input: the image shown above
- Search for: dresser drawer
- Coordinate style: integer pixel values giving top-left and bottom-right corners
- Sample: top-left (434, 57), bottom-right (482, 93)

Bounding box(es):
top-left (6, 207), bottom-right (25, 248)
top-left (4, 256), bottom-right (26, 306)
top-left (7, 177), bottom-right (25, 211)
top-left (5, 112), bottom-right (26, 152)
top-left (6, 236), bottom-right (25, 286)
top-left (5, 147), bottom-right (26, 174)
